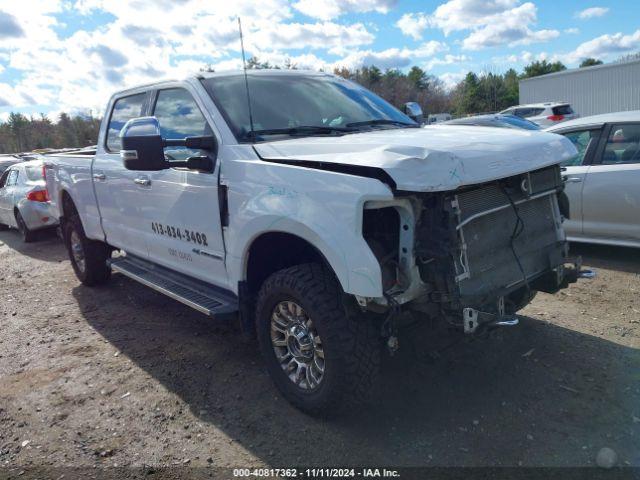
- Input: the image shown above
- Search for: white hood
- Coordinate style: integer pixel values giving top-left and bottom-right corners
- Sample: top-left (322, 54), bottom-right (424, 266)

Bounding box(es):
top-left (254, 125), bottom-right (577, 192)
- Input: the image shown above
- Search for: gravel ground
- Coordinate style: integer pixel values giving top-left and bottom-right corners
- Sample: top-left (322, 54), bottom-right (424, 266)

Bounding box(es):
top-left (0, 228), bottom-right (639, 474)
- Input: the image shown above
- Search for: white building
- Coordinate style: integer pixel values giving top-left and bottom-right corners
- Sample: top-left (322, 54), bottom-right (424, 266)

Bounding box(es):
top-left (519, 59), bottom-right (640, 117)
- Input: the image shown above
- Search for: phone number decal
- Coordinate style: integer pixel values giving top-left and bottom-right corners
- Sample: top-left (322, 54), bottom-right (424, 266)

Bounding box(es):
top-left (151, 222), bottom-right (209, 246)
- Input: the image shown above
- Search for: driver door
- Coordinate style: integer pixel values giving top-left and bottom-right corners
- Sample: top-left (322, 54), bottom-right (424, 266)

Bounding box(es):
top-left (142, 86), bottom-right (227, 287)
top-left (556, 127), bottom-right (602, 238)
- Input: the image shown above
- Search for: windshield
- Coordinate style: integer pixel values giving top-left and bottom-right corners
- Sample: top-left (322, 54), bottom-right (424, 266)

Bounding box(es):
top-left (203, 73), bottom-right (416, 142)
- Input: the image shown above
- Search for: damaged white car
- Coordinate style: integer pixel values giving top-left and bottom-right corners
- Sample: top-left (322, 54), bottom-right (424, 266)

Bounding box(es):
top-left (45, 70), bottom-right (587, 415)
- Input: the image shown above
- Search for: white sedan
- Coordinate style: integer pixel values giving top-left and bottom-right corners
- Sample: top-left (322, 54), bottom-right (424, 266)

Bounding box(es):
top-left (547, 111), bottom-right (640, 248)
top-left (0, 159), bottom-right (58, 242)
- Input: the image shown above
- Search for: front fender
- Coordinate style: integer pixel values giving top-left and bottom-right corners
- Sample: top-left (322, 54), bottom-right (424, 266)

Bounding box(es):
top-left (222, 154), bottom-right (395, 297)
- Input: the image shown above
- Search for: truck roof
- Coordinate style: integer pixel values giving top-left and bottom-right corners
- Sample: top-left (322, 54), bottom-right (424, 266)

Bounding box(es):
top-left (112, 69), bottom-right (334, 97)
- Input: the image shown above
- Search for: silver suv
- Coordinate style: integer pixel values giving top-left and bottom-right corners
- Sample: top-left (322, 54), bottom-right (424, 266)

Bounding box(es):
top-left (500, 102), bottom-right (578, 127)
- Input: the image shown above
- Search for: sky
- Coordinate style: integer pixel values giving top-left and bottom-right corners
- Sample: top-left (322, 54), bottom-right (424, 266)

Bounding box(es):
top-left (0, 0), bottom-right (638, 121)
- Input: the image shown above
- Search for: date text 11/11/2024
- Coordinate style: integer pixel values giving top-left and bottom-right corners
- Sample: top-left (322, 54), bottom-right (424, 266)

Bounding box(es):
top-left (232, 468), bottom-right (401, 478)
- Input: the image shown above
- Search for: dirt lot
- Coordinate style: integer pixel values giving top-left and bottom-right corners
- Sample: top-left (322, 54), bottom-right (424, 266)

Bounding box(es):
top-left (0, 228), bottom-right (639, 474)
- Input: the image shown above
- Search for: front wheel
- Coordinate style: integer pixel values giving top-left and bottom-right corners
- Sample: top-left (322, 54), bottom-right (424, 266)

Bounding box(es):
top-left (64, 216), bottom-right (112, 286)
top-left (256, 263), bottom-right (381, 416)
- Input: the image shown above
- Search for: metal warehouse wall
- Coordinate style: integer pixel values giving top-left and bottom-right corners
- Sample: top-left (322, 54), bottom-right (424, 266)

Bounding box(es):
top-left (519, 59), bottom-right (640, 117)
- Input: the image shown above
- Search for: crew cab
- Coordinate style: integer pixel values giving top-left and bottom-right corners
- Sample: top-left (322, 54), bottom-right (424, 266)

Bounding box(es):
top-left (45, 70), bottom-right (584, 415)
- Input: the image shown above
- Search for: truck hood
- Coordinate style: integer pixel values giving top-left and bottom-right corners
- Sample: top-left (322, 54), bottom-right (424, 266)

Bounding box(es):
top-left (254, 125), bottom-right (577, 192)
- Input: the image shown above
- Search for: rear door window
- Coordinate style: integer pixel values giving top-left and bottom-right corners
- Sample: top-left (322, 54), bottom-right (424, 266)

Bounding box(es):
top-left (0, 170), bottom-right (9, 188)
top-left (601, 123), bottom-right (640, 165)
top-left (560, 129), bottom-right (600, 166)
top-left (106, 93), bottom-right (147, 152)
top-left (6, 169), bottom-right (19, 186)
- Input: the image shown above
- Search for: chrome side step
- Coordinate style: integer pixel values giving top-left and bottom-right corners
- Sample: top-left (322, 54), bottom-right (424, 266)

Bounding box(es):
top-left (109, 255), bottom-right (238, 316)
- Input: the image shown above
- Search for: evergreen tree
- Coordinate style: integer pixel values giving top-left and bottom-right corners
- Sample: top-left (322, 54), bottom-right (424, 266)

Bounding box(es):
top-left (579, 58), bottom-right (603, 67)
top-left (522, 60), bottom-right (567, 78)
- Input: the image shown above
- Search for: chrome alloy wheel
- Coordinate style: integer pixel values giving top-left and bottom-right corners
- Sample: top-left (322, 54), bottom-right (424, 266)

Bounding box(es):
top-left (70, 230), bottom-right (86, 274)
top-left (270, 301), bottom-right (325, 390)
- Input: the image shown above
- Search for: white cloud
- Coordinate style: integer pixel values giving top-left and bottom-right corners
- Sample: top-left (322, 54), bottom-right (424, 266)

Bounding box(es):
top-left (576, 7), bottom-right (609, 19)
top-left (334, 49), bottom-right (411, 70)
top-left (497, 50), bottom-right (548, 64)
top-left (0, 0), bottom-right (381, 115)
top-left (251, 22), bottom-right (374, 50)
top-left (564, 28), bottom-right (580, 34)
top-left (460, 3), bottom-right (559, 50)
top-left (438, 71), bottom-right (466, 90)
top-left (333, 41), bottom-right (448, 70)
top-left (395, 13), bottom-right (430, 40)
top-left (424, 54), bottom-right (471, 70)
top-left (293, 0), bottom-right (396, 20)
top-left (396, 1), bottom-right (558, 51)
top-left (563, 29), bottom-right (640, 63)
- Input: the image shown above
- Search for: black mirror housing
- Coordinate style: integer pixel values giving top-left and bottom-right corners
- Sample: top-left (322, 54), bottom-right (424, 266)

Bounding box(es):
top-left (120, 116), bottom-right (217, 172)
top-left (120, 117), bottom-right (168, 171)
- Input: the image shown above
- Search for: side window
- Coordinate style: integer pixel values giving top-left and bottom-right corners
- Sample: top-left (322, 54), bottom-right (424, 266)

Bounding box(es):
top-left (560, 129), bottom-right (599, 166)
top-left (6, 170), bottom-right (19, 186)
top-left (106, 93), bottom-right (147, 152)
top-left (601, 123), bottom-right (640, 165)
top-left (0, 170), bottom-right (9, 188)
top-left (153, 88), bottom-right (211, 161)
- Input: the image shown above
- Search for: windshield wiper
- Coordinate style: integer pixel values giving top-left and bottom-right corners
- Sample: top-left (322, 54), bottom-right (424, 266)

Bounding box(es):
top-left (345, 119), bottom-right (418, 129)
top-left (249, 125), bottom-right (356, 140)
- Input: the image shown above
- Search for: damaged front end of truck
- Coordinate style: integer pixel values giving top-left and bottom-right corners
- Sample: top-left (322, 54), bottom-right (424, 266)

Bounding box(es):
top-left (361, 163), bottom-right (586, 337)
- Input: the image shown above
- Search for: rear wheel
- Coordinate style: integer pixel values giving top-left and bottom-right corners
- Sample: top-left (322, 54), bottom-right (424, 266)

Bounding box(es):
top-left (64, 215), bottom-right (112, 286)
top-left (15, 210), bottom-right (35, 243)
top-left (256, 263), bottom-right (381, 416)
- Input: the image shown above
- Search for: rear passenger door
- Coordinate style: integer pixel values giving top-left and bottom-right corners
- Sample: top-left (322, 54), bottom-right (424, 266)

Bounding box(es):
top-left (142, 86), bottom-right (227, 286)
top-left (582, 123), bottom-right (640, 243)
top-left (93, 92), bottom-right (150, 257)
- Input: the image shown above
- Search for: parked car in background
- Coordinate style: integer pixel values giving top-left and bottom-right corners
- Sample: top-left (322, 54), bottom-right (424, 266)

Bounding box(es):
top-left (500, 102), bottom-right (578, 127)
top-left (546, 110), bottom-right (640, 248)
top-left (0, 159), bottom-right (57, 242)
top-left (427, 113), bottom-right (452, 124)
top-left (0, 155), bottom-right (21, 175)
top-left (444, 114), bottom-right (541, 130)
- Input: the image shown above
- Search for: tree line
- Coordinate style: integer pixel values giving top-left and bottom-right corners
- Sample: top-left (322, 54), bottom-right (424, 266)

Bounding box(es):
top-left (0, 112), bottom-right (100, 155)
top-left (0, 55), bottom-right (617, 154)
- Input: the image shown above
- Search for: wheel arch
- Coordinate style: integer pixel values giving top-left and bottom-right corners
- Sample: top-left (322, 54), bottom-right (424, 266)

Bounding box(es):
top-left (244, 231), bottom-right (333, 296)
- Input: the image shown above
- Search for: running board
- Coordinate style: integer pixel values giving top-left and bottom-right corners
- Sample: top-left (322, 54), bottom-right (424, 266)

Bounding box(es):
top-left (109, 255), bottom-right (238, 316)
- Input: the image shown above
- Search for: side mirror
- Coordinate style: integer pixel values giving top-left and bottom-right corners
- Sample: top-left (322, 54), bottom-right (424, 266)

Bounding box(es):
top-left (120, 116), bottom-right (217, 172)
top-left (403, 102), bottom-right (424, 124)
top-left (120, 117), bottom-right (168, 171)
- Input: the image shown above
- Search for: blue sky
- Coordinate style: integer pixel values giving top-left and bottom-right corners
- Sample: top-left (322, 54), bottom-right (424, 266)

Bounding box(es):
top-left (0, 0), bottom-right (638, 121)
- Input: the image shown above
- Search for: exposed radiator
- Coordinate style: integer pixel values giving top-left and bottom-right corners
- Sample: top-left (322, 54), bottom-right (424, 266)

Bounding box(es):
top-left (452, 165), bottom-right (565, 299)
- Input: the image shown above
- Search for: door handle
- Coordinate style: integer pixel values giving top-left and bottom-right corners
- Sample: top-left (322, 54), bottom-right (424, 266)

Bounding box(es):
top-left (92, 173), bottom-right (106, 181)
top-left (133, 177), bottom-right (151, 186)
top-left (564, 177), bottom-right (582, 183)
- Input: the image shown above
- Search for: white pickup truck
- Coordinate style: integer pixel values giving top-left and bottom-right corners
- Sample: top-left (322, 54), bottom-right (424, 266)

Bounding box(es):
top-left (45, 70), bottom-right (584, 415)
